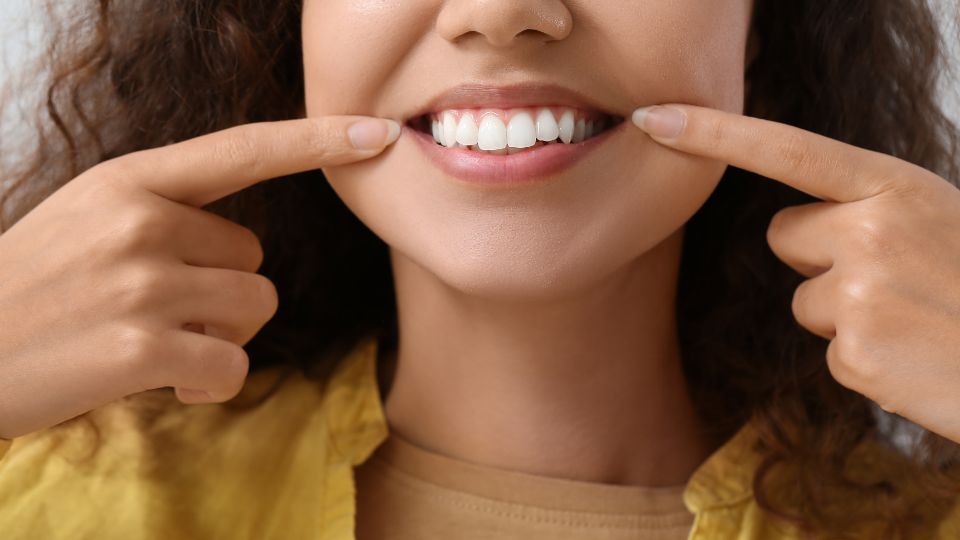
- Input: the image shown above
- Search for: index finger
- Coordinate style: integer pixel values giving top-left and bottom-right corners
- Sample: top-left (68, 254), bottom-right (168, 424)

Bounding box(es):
top-left (631, 104), bottom-right (929, 203)
top-left (89, 115), bottom-right (400, 208)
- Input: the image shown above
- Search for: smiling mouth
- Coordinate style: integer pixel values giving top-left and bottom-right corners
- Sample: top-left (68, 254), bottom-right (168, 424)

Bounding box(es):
top-left (408, 106), bottom-right (625, 155)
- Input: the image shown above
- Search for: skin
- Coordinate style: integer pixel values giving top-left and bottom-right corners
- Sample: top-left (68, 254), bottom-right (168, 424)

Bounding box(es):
top-left (0, 116), bottom-right (400, 439)
top-left (635, 104), bottom-right (960, 445)
top-left (302, 1), bottom-right (755, 486)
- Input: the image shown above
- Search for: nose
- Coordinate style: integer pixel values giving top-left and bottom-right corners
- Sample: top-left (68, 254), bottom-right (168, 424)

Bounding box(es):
top-left (437, 0), bottom-right (573, 47)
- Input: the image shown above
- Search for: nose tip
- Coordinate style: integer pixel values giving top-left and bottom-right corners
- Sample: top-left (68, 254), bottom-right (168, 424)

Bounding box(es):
top-left (437, 0), bottom-right (573, 47)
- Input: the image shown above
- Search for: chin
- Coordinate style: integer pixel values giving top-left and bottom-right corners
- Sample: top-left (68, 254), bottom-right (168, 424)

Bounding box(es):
top-left (392, 235), bottom-right (634, 303)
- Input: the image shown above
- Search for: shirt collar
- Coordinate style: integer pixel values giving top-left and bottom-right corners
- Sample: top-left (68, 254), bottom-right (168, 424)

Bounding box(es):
top-left (324, 335), bottom-right (389, 467)
top-left (330, 333), bottom-right (763, 513)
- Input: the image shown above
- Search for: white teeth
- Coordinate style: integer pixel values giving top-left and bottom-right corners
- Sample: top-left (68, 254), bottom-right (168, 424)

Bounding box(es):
top-left (506, 112), bottom-right (536, 148)
top-left (477, 114), bottom-right (507, 150)
top-left (429, 107), bottom-right (611, 151)
top-left (442, 112), bottom-right (458, 148)
top-left (572, 118), bottom-right (586, 143)
top-left (536, 108), bottom-right (560, 142)
top-left (558, 110), bottom-right (575, 144)
top-left (455, 112), bottom-right (479, 145)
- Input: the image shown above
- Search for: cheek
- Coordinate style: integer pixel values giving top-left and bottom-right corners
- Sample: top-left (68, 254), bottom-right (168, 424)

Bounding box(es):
top-left (593, 2), bottom-right (750, 113)
top-left (301, 1), bottom-right (433, 116)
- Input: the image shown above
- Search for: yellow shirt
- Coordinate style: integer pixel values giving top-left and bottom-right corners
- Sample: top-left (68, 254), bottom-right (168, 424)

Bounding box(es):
top-left (0, 334), bottom-right (957, 539)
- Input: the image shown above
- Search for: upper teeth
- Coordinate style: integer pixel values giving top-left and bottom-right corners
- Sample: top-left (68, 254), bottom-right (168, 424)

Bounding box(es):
top-left (430, 107), bottom-right (604, 151)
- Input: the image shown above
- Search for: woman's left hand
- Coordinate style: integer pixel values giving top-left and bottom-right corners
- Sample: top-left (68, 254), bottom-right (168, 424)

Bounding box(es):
top-left (632, 103), bottom-right (960, 444)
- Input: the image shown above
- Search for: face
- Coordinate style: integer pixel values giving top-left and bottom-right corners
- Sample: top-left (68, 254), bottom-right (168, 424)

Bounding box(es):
top-left (302, 1), bottom-right (755, 300)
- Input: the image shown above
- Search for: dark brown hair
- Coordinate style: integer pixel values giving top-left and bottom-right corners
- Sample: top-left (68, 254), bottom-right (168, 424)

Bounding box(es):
top-left (1, 0), bottom-right (958, 535)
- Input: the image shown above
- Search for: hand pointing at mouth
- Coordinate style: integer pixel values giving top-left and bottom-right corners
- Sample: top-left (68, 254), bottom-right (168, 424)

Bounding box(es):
top-left (633, 103), bottom-right (960, 444)
top-left (0, 115), bottom-right (399, 440)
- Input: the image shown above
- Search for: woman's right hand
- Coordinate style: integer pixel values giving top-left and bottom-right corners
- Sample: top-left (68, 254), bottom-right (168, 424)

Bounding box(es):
top-left (0, 115), bottom-right (400, 440)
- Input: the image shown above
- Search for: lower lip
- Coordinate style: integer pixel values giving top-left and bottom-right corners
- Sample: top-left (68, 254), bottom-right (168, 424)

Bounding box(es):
top-left (406, 122), bottom-right (623, 187)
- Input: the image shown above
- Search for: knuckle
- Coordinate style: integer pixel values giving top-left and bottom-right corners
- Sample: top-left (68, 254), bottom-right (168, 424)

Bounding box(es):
top-left (881, 161), bottom-right (935, 199)
top-left (774, 131), bottom-right (815, 174)
top-left (215, 127), bottom-right (264, 176)
top-left (766, 210), bottom-right (787, 250)
top-left (847, 211), bottom-right (897, 259)
top-left (835, 277), bottom-right (885, 329)
top-left (82, 156), bottom-right (152, 198)
top-left (302, 119), bottom-right (338, 159)
top-left (836, 279), bottom-right (886, 336)
top-left (704, 117), bottom-right (729, 153)
top-left (214, 270), bottom-right (277, 323)
top-left (111, 324), bottom-right (162, 391)
top-left (790, 280), bottom-right (808, 319)
top-left (112, 206), bottom-right (169, 253)
top-left (114, 324), bottom-right (157, 362)
top-left (114, 263), bottom-right (167, 313)
top-left (825, 338), bottom-right (853, 390)
top-left (826, 332), bottom-right (877, 391)
top-left (223, 346), bottom-right (250, 394)
top-left (837, 276), bottom-right (873, 308)
top-left (240, 227), bottom-right (265, 271)
top-left (86, 172), bottom-right (131, 202)
top-left (874, 397), bottom-right (900, 416)
top-left (204, 345), bottom-right (249, 401)
top-left (251, 273), bottom-right (280, 319)
top-left (87, 156), bottom-right (139, 183)
top-left (180, 337), bottom-right (222, 383)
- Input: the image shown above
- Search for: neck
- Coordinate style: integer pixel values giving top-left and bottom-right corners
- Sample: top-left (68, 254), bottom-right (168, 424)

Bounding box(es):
top-left (380, 228), bottom-right (714, 487)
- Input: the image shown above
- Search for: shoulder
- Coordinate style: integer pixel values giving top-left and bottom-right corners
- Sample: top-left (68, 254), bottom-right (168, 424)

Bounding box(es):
top-left (0, 334), bottom-right (386, 538)
top-left (0, 361), bottom-right (325, 472)
top-left (845, 436), bottom-right (960, 537)
top-left (687, 421), bottom-right (960, 538)
top-left (938, 501), bottom-right (960, 536)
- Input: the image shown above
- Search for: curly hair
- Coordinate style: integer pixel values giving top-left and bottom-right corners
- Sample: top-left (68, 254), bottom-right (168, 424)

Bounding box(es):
top-left (1, 0), bottom-right (959, 536)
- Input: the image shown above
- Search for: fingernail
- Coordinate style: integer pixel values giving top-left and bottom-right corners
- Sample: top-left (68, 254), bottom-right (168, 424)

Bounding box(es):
top-left (631, 106), bottom-right (686, 139)
top-left (348, 118), bottom-right (402, 150)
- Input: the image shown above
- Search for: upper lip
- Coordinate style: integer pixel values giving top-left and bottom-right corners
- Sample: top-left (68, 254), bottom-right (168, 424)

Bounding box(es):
top-left (402, 82), bottom-right (619, 122)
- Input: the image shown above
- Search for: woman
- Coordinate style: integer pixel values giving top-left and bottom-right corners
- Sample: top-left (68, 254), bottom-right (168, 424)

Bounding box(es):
top-left (0, 0), bottom-right (958, 538)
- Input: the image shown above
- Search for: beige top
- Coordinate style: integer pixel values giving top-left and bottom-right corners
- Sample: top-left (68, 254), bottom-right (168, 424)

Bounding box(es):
top-left (354, 431), bottom-right (695, 539)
